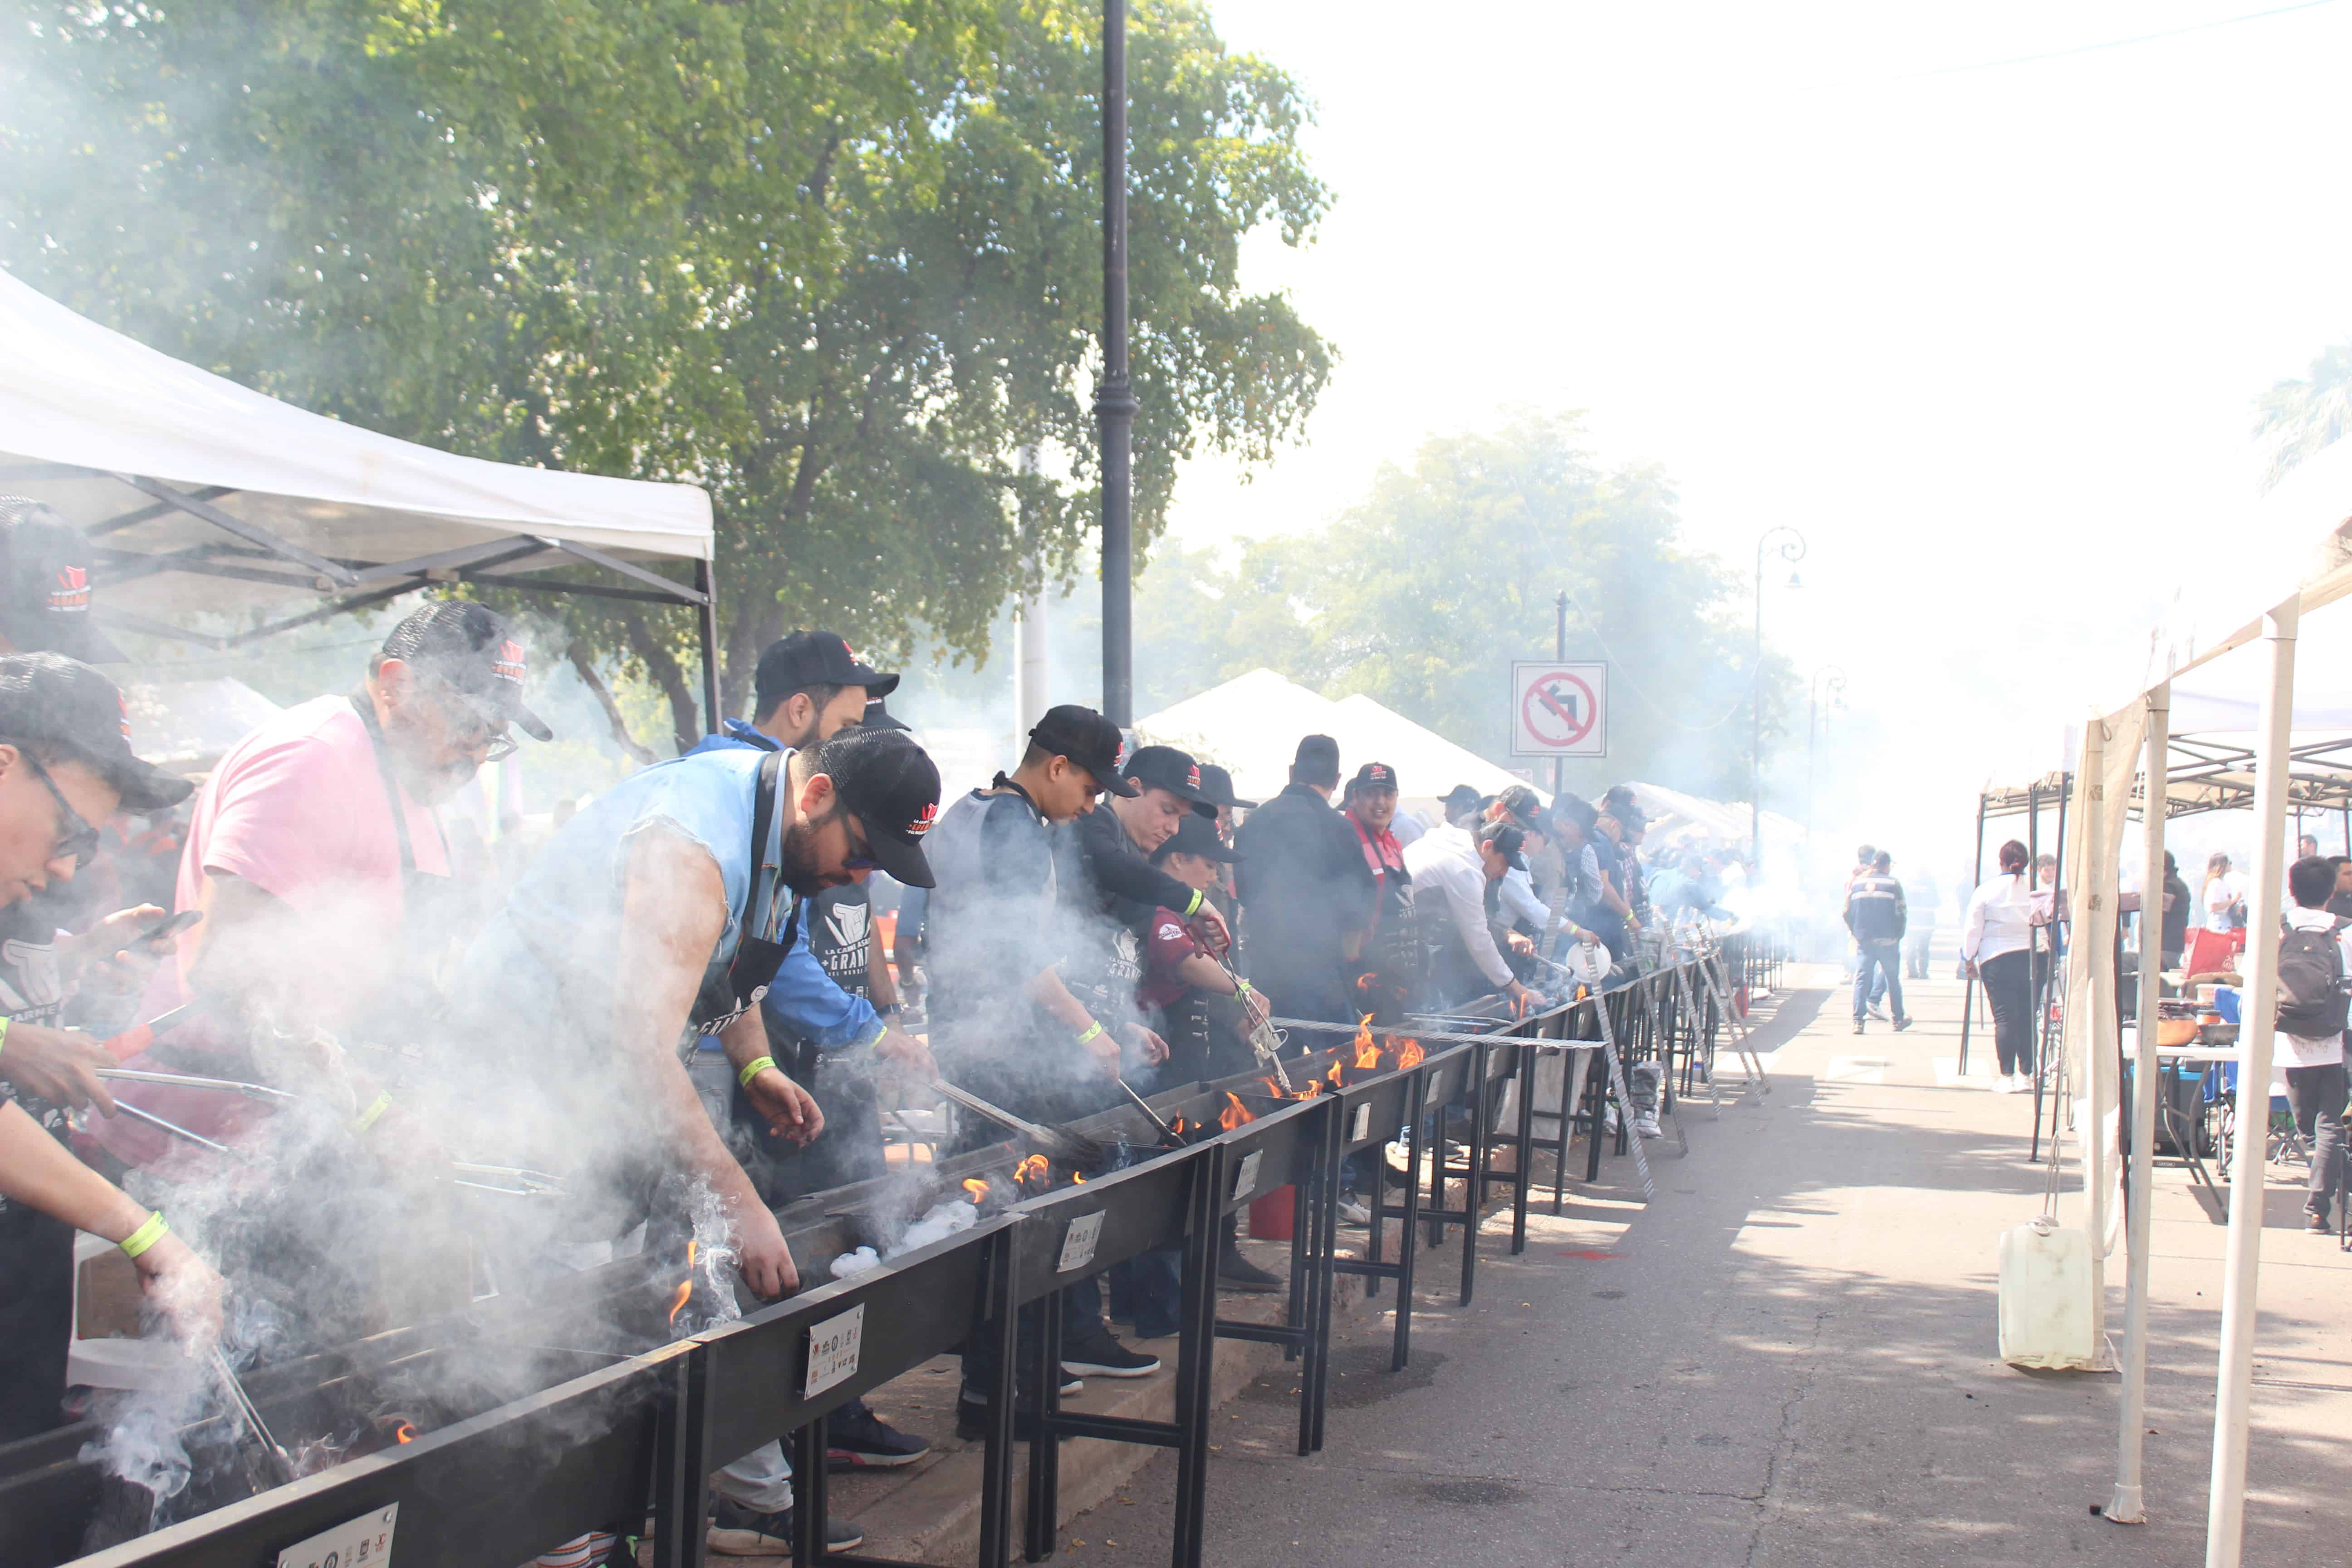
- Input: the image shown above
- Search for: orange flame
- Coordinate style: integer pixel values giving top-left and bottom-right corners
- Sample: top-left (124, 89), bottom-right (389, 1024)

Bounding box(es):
top-left (1014, 1154), bottom-right (1051, 1186)
top-left (1352, 1014), bottom-right (1381, 1071)
top-left (1170, 1115), bottom-right (1190, 1137)
top-left (667, 1239), bottom-right (698, 1328)
top-left (1355, 971), bottom-right (1378, 993)
top-left (1390, 1035), bottom-right (1424, 1070)
top-left (393, 1421), bottom-right (416, 1446)
top-left (963, 1178), bottom-right (990, 1204)
top-left (1072, 1171), bottom-right (1086, 1183)
top-left (1219, 1092), bottom-right (1255, 1131)
top-left (1325, 1060), bottom-right (1343, 1088)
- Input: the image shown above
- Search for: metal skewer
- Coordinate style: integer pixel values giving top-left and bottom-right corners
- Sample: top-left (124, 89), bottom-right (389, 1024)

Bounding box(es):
top-left (1114, 1076), bottom-right (1178, 1141)
top-left (1213, 957), bottom-right (1291, 1090)
top-left (926, 1077), bottom-right (1104, 1165)
top-left (108, 1101), bottom-right (255, 1161)
top-left (208, 1349), bottom-right (295, 1487)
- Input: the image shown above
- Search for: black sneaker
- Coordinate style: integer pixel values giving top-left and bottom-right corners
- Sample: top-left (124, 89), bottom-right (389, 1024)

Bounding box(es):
top-left (1060, 1317), bottom-right (1161, 1378)
top-left (2309, 1211), bottom-right (2332, 1233)
top-left (826, 1399), bottom-right (930, 1470)
top-left (706, 1499), bottom-right (863, 1557)
top-left (1218, 1247), bottom-right (1283, 1294)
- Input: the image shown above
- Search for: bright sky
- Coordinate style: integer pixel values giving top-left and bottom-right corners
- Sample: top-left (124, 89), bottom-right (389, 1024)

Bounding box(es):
top-left (1163, 0), bottom-right (2352, 873)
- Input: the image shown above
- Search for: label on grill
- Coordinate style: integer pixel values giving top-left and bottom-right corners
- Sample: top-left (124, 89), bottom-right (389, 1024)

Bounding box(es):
top-left (1351, 1103), bottom-right (1372, 1142)
top-left (1231, 1150), bottom-right (1264, 1203)
top-left (1057, 1210), bottom-right (1105, 1273)
top-left (803, 1302), bottom-right (867, 1398)
top-left (276, 1503), bottom-right (397, 1568)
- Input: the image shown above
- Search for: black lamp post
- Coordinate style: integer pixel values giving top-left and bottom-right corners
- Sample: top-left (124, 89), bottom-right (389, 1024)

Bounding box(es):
top-left (1098, 0), bottom-right (1137, 728)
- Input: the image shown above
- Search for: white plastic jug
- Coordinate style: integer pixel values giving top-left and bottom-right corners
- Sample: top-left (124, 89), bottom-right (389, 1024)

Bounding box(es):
top-left (1997, 1217), bottom-right (2097, 1369)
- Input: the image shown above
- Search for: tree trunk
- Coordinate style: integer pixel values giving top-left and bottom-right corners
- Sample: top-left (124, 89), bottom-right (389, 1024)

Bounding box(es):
top-left (566, 639), bottom-right (657, 766)
top-left (622, 609), bottom-right (704, 756)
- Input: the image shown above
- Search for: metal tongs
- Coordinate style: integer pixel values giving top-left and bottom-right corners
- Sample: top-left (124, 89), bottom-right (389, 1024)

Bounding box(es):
top-left (209, 1349), bottom-right (296, 1488)
top-left (927, 1077), bottom-right (1105, 1165)
top-left (447, 1162), bottom-right (568, 1198)
top-left (97, 1068), bottom-right (295, 1103)
top-left (1213, 957), bottom-right (1291, 1090)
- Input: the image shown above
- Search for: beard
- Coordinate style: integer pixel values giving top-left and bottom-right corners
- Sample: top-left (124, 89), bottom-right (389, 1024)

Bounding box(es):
top-left (779, 812), bottom-right (848, 897)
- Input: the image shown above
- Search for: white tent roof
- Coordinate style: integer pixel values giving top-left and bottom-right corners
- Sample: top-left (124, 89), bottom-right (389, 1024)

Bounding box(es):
top-left (1133, 669), bottom-right (1544, 808)
top-left (0, 269), bottom-right (713, 645)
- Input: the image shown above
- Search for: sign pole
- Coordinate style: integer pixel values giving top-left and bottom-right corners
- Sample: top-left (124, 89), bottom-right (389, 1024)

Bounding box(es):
top-left (1553, 591), bottom-right (1567, 800)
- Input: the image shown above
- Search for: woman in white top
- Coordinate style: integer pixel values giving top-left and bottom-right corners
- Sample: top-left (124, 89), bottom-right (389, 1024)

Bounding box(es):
top-left (2201, 851), bottom-right (2243, 935)
top-left (1962, 839), bottom-right (2037, 1092)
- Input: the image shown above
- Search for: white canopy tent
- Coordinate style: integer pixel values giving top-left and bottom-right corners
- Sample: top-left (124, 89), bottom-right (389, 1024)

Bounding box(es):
top-left (1134, 669), bottom-right (1545, 812)
top-left (2041, 432), bottom-right (2352, 1562)
top-left (0, 270), bottom-right (720, 717)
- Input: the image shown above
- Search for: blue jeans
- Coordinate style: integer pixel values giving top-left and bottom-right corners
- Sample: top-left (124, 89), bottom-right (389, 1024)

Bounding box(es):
top-left (1853, 940), bottom-right (1904, 1023)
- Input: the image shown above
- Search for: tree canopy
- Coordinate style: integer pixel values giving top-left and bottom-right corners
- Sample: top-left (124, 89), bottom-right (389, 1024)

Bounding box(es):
top-left (0, 0), bottom-right (1332, 748)
top-left (1129, 414), bottom-right (1794, 801)
top-left (2257, 339), bottom-right (2352, 491)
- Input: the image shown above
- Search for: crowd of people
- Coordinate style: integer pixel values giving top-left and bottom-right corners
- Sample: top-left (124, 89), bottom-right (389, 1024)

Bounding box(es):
top-left (0, 490), bottom-right (1756, 1561)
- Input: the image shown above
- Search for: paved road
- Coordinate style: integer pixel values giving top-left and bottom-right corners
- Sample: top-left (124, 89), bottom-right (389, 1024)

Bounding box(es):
top-left (1064, 969), bottom-right (2352, 1567)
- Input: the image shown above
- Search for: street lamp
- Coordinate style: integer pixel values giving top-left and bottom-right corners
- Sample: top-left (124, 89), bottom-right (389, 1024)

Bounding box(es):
top-left (1751, 526), bottom-right (1807, 862)
top-left (1098, 0), bottom-right (1137, 727)
top-left (1806, 665), bottom-right (1847, 844)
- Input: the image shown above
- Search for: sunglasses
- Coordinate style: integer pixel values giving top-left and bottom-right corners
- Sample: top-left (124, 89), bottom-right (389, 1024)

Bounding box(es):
top-left (842, 814), bottom-right (881, 873)
top-left (17, 748), bottom-right (102, 866)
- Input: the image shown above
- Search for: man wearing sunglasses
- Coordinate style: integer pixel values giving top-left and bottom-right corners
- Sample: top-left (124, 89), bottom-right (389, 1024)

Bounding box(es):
top-left (97, 602), bottom-right (549, 1180)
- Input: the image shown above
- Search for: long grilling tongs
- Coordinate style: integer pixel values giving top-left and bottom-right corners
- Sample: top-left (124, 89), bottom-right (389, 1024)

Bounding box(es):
top-left (208, 1349), bottom-right (296, 1488)
top-left (1212, 957), bottom-right (1292, 1090)
top-left (926, 1077), bottom-right (1105, 1166)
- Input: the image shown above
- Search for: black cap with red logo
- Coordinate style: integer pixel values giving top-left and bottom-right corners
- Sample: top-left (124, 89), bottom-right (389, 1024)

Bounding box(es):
top-left (1123, 744), bottom-right (1211, 805)
top-left (0, 652), bottom-right (192, 812)
top-left (817, 725), bottom-right (941, 888)
top-left (755, 630), bottom-right (900, 716)
top-left (379, 601), bottom-right (552, 742)
top-left (0, 497), bottom-right (122, 663)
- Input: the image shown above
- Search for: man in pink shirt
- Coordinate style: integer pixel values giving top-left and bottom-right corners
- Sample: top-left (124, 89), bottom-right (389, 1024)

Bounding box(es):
top-left (104, 601), bottom-right (550, 1166)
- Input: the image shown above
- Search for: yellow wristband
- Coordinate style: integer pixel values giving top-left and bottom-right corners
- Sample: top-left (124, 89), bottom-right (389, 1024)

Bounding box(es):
top-left (0, 1014), bottom-right (10, 1057)
top-left (1235, 979), bottom-right (1253, 995)
top-left (352, 1092), bottom-right (393, 1133)
top-left (738, 1054), bottom-right (776, 1090)
top-left (1075, 1021), bottom-right (1105, 1046)
top-left (1184, 888), bottom-right (1204, 917)
top-left (119, 1212), bottom-right (168, 1260)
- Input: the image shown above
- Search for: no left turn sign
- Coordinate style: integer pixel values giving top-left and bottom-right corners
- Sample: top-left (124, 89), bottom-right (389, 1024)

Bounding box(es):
top-left (1510, 661), bottom-right (1607, 758)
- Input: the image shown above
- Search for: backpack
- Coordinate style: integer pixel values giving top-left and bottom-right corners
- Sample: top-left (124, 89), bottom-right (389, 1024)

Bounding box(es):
top-left (2274, 924), bottom-right (2348, 1037)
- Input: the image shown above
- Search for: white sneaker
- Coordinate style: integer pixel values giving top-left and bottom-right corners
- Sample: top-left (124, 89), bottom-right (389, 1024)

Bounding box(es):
top-left (1635, 1114), bottom-right (1664, 1139)
top-left (1993, 1075), bottom-right (2017, 1094)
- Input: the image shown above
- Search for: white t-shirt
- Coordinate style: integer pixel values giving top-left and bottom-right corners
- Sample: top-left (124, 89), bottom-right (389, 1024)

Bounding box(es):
top-left (2278, 906), bottom-right (2351, 1069)
top-left (2203, 874), bottom-right (2242, 934)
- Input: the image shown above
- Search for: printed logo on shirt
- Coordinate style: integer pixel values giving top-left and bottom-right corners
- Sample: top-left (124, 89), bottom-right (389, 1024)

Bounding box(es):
top-left (1157, 919), bottom-right (1185, 943)
top-left (907, 801), bottom-right (938, 837)
top-left (48, 565), bottom-right (88, 613)
top-left (492, 639), bottom-right (527, 685)
top-left (1111, 926), bottom-right (1142, 983)
top-left (0, 937), bottom-right (64, 1018)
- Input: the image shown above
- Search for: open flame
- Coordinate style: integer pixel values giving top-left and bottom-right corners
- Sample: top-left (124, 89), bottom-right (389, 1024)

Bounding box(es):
top-left (1392, 1036), bottom-right (1424, 1070)
top-left (1219, 1092), bottom-right (1255, 1131)
top-left (393, 1421), bottom-right (416, 1446)
top-left (666, 1239), bottom-right (697, 1329)
top-left (1013, 1154), bottom-right (1051, 1187)
top-left (963, 1177), bottom-right (990, 1204)
top-left (1170, 1115), bottom-right (1190, 1137)
top-left (1352, 1014), bottom-right (1382, 1071)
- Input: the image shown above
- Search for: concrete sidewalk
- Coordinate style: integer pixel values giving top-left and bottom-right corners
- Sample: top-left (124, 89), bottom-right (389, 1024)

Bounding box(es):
top-left (1062, 968), bottom-right (2352, 1567)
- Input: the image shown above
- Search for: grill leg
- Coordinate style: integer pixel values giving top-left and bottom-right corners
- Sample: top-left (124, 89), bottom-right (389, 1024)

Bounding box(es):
top-left (1513, 1042), bottom-right (1536, 1254)
top-left (1392, 1073), bottom-right (1427, 1372)
top-left (977, 1228), bottom-right (1021, 1568)
top-left (1024, 1289), bottom-right (1065, 1562)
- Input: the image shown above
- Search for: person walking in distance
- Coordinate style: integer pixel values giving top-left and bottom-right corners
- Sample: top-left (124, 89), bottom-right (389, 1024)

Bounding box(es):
top-left (1963, 840), bottom-right (2037, 1091)
top-left (2275, 855), bottom-right (2352, 1232)
top-left (1844, 850), bottom-right (1912, 1035)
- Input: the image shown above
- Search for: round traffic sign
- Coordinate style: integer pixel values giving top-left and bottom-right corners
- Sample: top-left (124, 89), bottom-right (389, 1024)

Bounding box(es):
top-left (1522, 670), bottom-right (1598, 749)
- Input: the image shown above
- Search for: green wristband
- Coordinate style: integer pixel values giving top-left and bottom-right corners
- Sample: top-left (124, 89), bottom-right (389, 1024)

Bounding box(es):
top-left (352, 1091), bottom-right (393, 1133)
top-left (0, 1014), bottom-right (11, 1057)
top-left (1075, 1021), bottom-right (1105, 1046)
top-left (739, 1054), bottom-right (776, 1090)
top-left (1184, 888), bottom-right (1205, 917)
top-left (119, 1212), bottom-right (168, 1260)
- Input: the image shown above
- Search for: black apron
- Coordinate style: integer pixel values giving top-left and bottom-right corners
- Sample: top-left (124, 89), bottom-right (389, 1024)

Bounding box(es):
top-left (347, 693), bottom-right (470, 1060)
top-left (690, 747), bottom-right (802, 1041)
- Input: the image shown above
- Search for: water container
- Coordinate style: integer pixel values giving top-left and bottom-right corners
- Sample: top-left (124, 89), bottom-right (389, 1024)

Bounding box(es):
top-left (1997, 1217), bottom-right (2097, 1369)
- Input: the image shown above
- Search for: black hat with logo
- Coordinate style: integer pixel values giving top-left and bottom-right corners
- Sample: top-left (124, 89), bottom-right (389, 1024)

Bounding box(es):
top-left (1029, 704), bottom-right (1138, 797)
top-left (1152, 810), bottom-right (1241, 866)
top-left (861, 697), bottom-right (910, 732)
top-left (1495, 784), bottom-right (1545, 831)
top-left (0, 497), bottom-right (122, 663)
top-left (819, 725), bottom-right (941, 888)
top-left (0, 652), bottom-right (192, 812)
top-left (380, 601), bottom-right (552, 742)
top-left (1347, 761), bottom-right (1400, 799)
top-left (1124, 744), bottom-right (1211, 805)
top-left (1193, 761), bottom-right (1255, 812)
top-left (1476, 819), bottom-right (1529, 871)
top-left (755, 630), bottom-right (900, 716)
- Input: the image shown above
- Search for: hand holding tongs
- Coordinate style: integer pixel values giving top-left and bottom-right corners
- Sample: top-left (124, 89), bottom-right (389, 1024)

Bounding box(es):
top-left (97, 1068), bottom-right (295, 1103)
top-left (209, 1349), bottom-right (296, 1487)
top-left (1213, 957), bottom-right (1290, 1090)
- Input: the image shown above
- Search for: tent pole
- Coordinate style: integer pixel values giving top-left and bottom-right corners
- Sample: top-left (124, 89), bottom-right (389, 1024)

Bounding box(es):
top-left (2028, 783), bottom-right (2044, 1161)
top-left (2206, 599), bottom-right (2298, 1568)
top-left (1961, 794), bottom-right (1987, 1075)
top-left (2110, 679), bottom-right (2168, 1525)
top-left (2038, 777), bottom-right (2072, 1159)
top-left (2076, 730), bottom-right (2114, 1376)
top-left (695, 558), bottom-right (722, 735)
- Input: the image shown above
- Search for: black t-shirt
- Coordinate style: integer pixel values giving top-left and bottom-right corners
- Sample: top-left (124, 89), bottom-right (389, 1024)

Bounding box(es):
top-left (806, 882), bottom-right (873, 1000)
top-left (2166, 875), bottom-right (2197, 955)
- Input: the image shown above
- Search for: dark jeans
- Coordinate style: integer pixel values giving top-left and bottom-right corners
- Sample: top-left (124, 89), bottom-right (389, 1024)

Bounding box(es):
top-left (1852, 940), bottom-right (1904, 1023)
top-left (1980, 949), bottom-right (2034, 1076)
top-left (0, 1200), bottom-right (72, 1444)
top-left (2285, 1062), bottom-right (2350, 1219)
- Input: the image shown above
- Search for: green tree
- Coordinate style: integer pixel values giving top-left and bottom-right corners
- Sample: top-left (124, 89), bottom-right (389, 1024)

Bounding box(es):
top-left (1134, 413), bottom-right (1793, 800)
top-left (0, 0), bottom-right (1331, 749)
top-left (2256, 340), bottom-right (2352, 490)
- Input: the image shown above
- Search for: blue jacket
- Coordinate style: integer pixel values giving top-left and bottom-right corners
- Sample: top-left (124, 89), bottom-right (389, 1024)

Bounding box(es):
top-left (686, 720), bottom-right (885, 1056)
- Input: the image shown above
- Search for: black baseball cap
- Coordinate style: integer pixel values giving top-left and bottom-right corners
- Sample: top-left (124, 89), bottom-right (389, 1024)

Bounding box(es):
top-left (754, 630), bottom-right (900, 715)
top-left (1440, 784), bottom-right (1481, 814)
top-left (1125, 744), bottom-right (1211, 804)
top-left (1476, 819), bottom-right (1528, 871)
top-left (1194, 762), bottom-right (1255, 811)
top-left (1029, 704), bottom-right (1137, 797)
top-left (1495, 784), bottom-right (1544, 831)
top-left (0, 652), bottom-right (192, 812)
top-left (818, 725), bottom-right (941, 888)
top-left (379, 601), bottom-right (552, 742)
top-left (0, 498), bottom-right (122, 663)
top-left (1152, 811), bottom-right (1241, 865)
top-left (1348, 761), bottom-right (1400, 798)
top-left (862, 697), bottom-right (910, 732)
